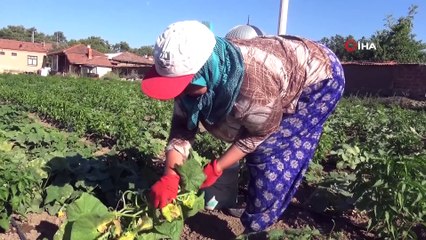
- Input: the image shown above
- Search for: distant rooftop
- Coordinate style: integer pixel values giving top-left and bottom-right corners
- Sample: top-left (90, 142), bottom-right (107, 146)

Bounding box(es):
top-left (0, 38), bottom-right (52, 53)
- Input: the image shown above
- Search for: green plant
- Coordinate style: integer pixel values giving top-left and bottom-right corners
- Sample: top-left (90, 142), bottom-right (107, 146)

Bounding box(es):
top-left (330, 144), bottom-right (371, 170)
top-left (313, 124), bottom-right (337, 163)
top-left (194, 132), bottom-right (229, 159)
top-left (0, 74), bottom-right (173, 157)
top-left (0, 105), bottom-right (96, 231)
top-left (53, 150), bottom-right (207, 240)
top-left (1, 74), bottom-right (426, 239)
top-left (102, 71), bottom-right (122, 81)
top-left (0, 147), bottom-right (42, 230)
top-left (351, 151), bottom-right (426, 239)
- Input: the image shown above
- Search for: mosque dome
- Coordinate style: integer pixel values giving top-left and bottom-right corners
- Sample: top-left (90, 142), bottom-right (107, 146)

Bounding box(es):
top-left (225, 17), bottom-right (265, 40)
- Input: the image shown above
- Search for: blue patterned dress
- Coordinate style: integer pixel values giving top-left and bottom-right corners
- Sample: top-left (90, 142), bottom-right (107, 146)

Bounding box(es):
top-left (240, 45), bottom-right (345, 232)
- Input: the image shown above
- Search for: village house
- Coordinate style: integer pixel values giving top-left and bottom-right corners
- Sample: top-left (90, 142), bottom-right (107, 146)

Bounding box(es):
top-left (47, 44), bottom-right (113, 77)
top-left (47, 45), bottom-right (154, 79)
top-left (0, 38), bottom-right (52, 74)
top-left (106, 51), bottom-right (154, 79)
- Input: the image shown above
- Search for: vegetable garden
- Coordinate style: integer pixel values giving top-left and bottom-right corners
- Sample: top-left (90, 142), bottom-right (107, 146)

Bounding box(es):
top-left (0, 74), bottom-right (424, 240)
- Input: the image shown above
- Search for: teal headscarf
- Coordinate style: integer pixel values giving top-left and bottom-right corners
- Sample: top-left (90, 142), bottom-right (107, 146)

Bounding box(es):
top-left (179, 36), bottom-right (245, 130)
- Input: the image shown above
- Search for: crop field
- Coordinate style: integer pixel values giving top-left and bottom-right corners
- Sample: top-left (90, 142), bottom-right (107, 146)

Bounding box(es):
top-left (0, 74), bottom-right (425, 240)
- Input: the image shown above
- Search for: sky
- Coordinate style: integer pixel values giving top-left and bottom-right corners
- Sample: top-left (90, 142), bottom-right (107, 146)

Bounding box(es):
top-left (0, 0), bottom-right (425, 48)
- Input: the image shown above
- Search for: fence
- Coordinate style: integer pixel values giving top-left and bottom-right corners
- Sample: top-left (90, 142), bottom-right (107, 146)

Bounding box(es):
top-left (341, 62), bottom-right (426, 100)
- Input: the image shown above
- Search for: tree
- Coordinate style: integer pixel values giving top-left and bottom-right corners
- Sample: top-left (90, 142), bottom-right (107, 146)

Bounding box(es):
top-left (371, 5), bottom-right (426, 63)
top-left (320, 4), bottom-right (425, 63)
top-left (0, 25), bottom-right (48, 43)
top-left (320, 35), bottom-right (353, 62)
top-left (52, 31), bottom-right (67, 43)
top-left (112, 41), bottom-right (131, 52)
top-left (134, 45), bottom-right (153, 56)
top-left (73, 36), bottom-right (112, 53)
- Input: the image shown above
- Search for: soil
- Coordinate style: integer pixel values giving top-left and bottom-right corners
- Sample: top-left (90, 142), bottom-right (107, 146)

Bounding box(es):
top-left (0, 207), bottom-right (371, 240)
top-left (0, 212), bottom-right (65, 240)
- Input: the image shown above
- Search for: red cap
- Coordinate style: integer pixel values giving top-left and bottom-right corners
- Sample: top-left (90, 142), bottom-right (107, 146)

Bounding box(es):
top-left (141, 67), bottom-right (194, 100)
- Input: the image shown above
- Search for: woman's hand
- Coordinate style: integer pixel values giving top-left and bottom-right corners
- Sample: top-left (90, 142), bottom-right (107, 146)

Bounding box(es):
top-left (200, 144), bottom-right (247, 189)
top-left (200, 159), bottom-right (223, 189)
top-left (150, 174), bottom-right (180, 208)
top-left (150, 149), bottom-right (185, 208)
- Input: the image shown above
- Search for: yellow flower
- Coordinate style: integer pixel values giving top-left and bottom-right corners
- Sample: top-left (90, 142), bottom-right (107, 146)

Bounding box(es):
top-left (57, 210), bottom-right (65, 218)
top-left (96, 218), bottom-right (114, 233)
top-left (182, 193), bottom-right (196, 208)
top-left (96, 222), bottom-right (109, 233)
top-left (161, 203), bottom-right (181, 222)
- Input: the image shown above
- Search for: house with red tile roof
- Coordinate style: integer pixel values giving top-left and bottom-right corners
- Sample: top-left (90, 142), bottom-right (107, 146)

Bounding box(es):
top-left (47, 44), bottom-right (154, 79)
top-left (47, 44), bottom-right (113, 77)
top-left (0, 38), bottom-right (52, 74)
top-left (106, 51), bottom-right (154, 78)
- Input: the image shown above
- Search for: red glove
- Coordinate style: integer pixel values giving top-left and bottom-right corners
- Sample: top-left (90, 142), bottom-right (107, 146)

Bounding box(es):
top-left (200, 159), bottom-right (223, 189)
top-left (150, 174), bottom-right (180, 208)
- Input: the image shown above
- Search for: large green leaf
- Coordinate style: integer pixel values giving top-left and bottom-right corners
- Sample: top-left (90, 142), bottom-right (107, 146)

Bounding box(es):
top-left (70, 214), bottom-right (114, 240)
top-left (175, 154), bottom-right (206, 192)
top-left (53, 220), bottom-right (71, 240)
top-left (66, 193), bottom-right (110, 222)
top-left (154, 218), bottom-right (184, 240)
top-left (182, 192), bottom-right (205, 218)
top-left (44, 184), bottom-right (74, 204)
top-left (0, 212), bottom-right (10, 231)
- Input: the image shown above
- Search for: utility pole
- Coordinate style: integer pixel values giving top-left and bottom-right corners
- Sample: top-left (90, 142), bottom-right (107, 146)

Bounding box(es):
top-left (277, 0), bottom-right (289, 35)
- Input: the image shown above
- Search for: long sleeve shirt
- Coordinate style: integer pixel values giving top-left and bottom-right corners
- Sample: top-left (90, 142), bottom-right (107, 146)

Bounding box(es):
top-left (166, 35), bottom-right (333, 158)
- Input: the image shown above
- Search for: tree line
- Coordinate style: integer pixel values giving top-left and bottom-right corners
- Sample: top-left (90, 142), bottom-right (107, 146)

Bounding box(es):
top-left (319, 5), bottom-right (426, 63)
top-left (0, 26), bottom-right (154, 56)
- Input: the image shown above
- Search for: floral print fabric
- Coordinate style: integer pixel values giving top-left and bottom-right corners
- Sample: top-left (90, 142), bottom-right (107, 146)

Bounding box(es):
top-left (240, 45), bottom-right (345, 232)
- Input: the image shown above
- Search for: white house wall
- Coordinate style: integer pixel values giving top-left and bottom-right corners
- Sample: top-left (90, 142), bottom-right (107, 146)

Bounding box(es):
top-left (96, 67), bottom-right (112, 77)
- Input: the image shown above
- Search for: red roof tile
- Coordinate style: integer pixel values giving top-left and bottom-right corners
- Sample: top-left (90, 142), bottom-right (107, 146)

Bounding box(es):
top-left (111, 51), bottom-right (153, 65)
top-left (0, 38), bottom-right (52, 53)
top-left (48, 44), bottom-right (112, 67)
top-left (66, 53), bottom-right (113, 67)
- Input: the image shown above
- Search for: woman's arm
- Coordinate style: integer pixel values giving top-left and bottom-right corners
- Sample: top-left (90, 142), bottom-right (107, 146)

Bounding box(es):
top-left (164, 149), bottom-right (184, 176)
top-left (163, 100), bottom-right (197, 175)
top-left (216, 144), bottom-right (247, 172)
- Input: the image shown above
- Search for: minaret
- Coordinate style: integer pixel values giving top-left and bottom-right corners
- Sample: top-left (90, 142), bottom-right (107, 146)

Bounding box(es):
top-left (278, 0), bottom-right (289, 35)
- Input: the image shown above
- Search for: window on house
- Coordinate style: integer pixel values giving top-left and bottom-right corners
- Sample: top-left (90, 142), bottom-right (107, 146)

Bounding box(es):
top-left (11, 52), bottom-right (17, 56)
top-left (27, 55), bottom-right (38, 66)
top-left (0, 51), bottom-right (5, 55)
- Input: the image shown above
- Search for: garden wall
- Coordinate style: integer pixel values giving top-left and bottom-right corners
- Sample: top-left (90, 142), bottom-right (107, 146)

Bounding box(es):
top-left (342, 62), bottom-right (426, 100)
